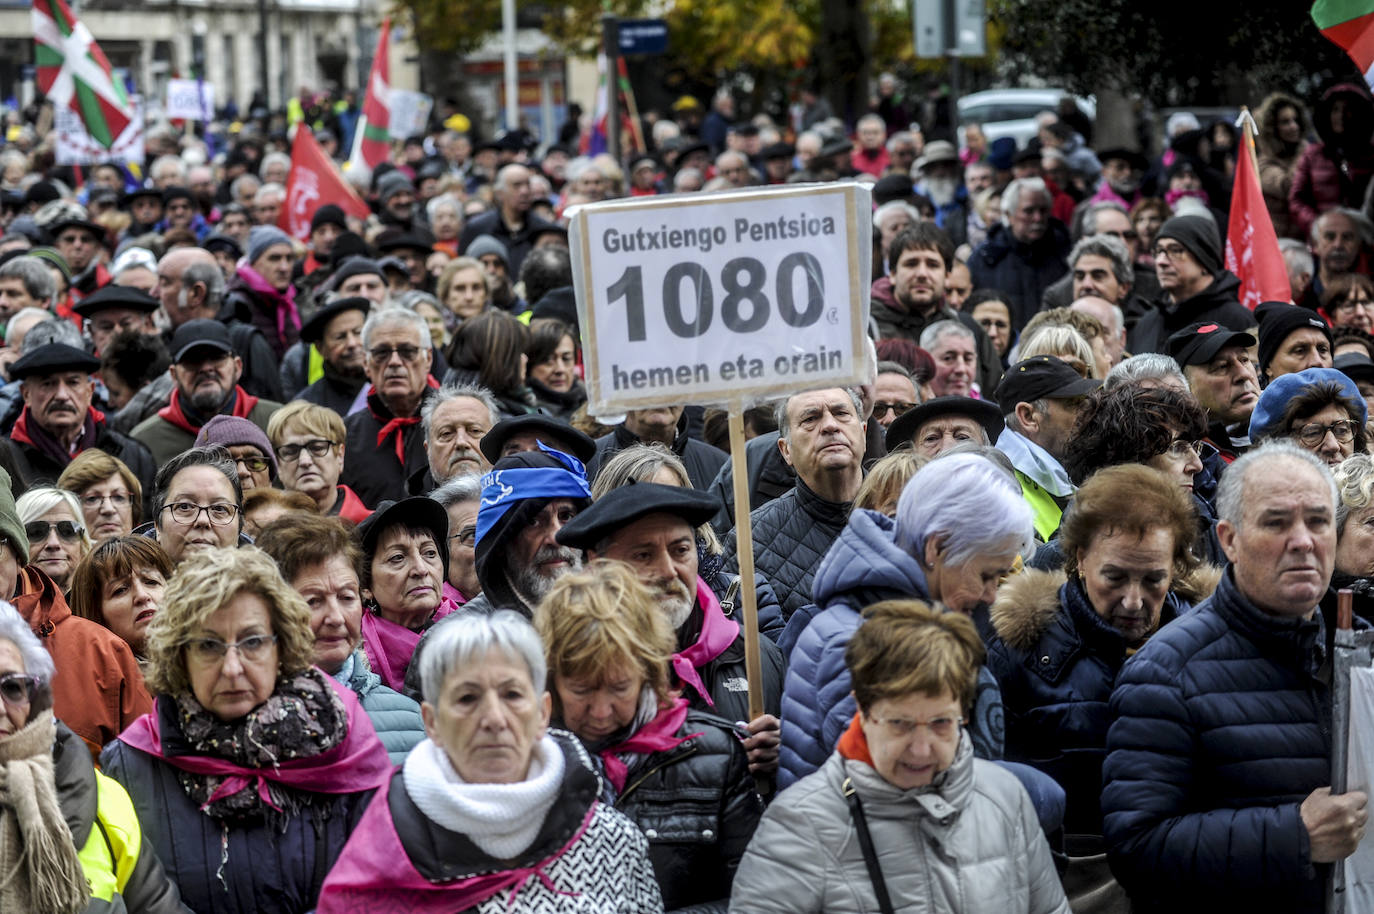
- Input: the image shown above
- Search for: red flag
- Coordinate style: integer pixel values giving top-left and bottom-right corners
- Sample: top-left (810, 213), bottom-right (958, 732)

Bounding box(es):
top-left (1224, 117), bottom-right (1291, 309)
top-left (348, 19), bottom-right (392, 171)
top-left (280, 126), bottom-right (370, 241)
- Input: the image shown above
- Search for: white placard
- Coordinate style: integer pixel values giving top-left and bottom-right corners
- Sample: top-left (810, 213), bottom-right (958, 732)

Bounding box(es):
top-left (388, 89), bottom-right (433, 140)
top-left (570, 183), bottom-right (872, 414)
top-left (165, 78), bottom-right (214, 121)
top-left (54, 96), bottom-right (144, 166)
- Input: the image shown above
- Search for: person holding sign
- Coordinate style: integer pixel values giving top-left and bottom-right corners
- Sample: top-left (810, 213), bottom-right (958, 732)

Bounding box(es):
top-left (1102, 442), bottom-right (1368, 913)
top-left (556, 482), bottom-right (786, 776)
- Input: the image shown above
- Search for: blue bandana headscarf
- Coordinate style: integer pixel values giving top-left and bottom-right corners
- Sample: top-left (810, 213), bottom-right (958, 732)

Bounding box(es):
top-left (475, 441), bottom-right (592, 545)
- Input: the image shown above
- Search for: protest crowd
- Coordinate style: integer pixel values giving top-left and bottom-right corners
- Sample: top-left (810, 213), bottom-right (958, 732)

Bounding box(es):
top-left (7, 24), bottom-right (1374, 914)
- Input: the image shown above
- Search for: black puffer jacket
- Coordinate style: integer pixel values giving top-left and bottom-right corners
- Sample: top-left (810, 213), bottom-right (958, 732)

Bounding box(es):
top-left (966, 220), bottom-right (1072, 331)
top-left (720, 480), bottom-right (850, 623)
top-left (2, 415), bottom-right (157, 519)
top-left (675, 589), bottom-right (786, 732)
top-left (588, 421), bottom-right (727, 492)
top-left (707, 432), bottom-right (794, 535)
top-left (1101, 568), bottom-right (1350, 913)
top-left (608, 709), bottom-right (763, 913)
top-left (1126, 271), bottom-right (1257, 355)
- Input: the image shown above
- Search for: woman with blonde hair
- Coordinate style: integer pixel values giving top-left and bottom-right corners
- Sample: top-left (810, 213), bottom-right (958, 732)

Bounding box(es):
top-left (56, 448), bottom-right (142, 539)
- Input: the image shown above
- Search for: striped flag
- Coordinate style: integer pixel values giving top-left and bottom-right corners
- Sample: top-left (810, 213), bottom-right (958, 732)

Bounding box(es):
top-left (32, 0), bottom-right (133, 150)
top-left (348, 19), bottom-right (392, 172)
top-left (1313, 0), bottom-right (1374, 88)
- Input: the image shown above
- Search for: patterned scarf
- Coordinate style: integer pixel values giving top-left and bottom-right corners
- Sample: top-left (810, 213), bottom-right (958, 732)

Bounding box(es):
top-left (173, 668), bottom-right (346, 823)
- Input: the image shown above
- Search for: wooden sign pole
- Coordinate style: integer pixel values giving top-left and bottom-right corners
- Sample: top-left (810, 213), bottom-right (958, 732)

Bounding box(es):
top-left (726, 406), bottom-right (770, 796)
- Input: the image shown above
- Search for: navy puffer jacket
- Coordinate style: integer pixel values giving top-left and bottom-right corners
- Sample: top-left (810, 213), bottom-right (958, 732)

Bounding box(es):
top-left (984, 567), bottom-right (1218, 837)
top-left (1101, 567), bottom-right (1348, 914)
top-left (966, 220), bottom-right (1071, 331)
top-left (778, 509), bottom-right (1003, 787)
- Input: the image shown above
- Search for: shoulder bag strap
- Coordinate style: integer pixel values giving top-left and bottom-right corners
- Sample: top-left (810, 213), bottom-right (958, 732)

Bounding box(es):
top-left (842, 775), bottom-right (896, 914)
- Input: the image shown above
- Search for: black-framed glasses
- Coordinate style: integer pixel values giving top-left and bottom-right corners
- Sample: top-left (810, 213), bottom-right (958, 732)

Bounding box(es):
top-left (184, 634), bottom-right (277, 664)
top-left (81, 492), bottom-right (131, 510)
top-left (451, 524), bottom-right (477, 547)
top-left (24, 520), bottom-right (83, 543)
top-left (233, 455), bottom-right (271, 473)
top-left (1296, 420), bottom-right (1357, 447)
top-left (873, 400), bottom-right (916, 418)
top-left (0, 673), bottom-right (40, 706)
top-left (368, 344), bottom-right (423, 364)
top-left (1153, 242), bottom-right (1190, 260)
top-left (276, 439), bottom-right (336, 462)
top-left (161, 502), bottom-right (239, 526)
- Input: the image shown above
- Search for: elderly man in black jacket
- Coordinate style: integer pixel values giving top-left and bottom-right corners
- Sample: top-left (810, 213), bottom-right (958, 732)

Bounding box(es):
top-left (1102, 441), bottom-right (1367, 914)
top-left (557, 483), bottom-right (786, 776)
top-left (721, 387), bottom-right (866, 623)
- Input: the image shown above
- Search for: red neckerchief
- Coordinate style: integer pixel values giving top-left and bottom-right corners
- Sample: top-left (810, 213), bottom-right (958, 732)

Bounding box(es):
top-left (157, 386), bottom-right (260, 436)
top-left (369, 378), bottom-right (439, 465)
top-left (670, 577), bottom-right (740, 709)
top-left (837, 712), bottom-right (874, 766)
top-left (10, 405), bottom-right (105, 455)
top-left (599, 697), bottom-right (699, 793)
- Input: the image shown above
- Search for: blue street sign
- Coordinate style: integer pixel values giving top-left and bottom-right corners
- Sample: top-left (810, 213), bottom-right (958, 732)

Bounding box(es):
top-left (619, 19), bottom-right (668, 55)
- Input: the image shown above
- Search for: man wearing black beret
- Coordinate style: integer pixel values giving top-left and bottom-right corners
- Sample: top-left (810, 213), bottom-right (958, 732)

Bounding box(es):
top-left (556, 482), bottom-right (787, 777)
top-left (0, 343), bottom-right (156, 500)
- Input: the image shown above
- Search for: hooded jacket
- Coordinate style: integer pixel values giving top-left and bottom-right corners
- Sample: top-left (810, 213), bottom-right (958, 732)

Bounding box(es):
top-left (1101, 568), bottom-right (1350, 913)
top-left (1289, 82), bottom-right (1374, 239)
top-left (984, 566), bottom-right (1220, 837)
top-left (778, 510), bottom-right (1003, 787)
top-left (966, 220), bottom-right (1073, 332)
top-left (869, 277), bottom-right (1003, 395)
top-left (1126, 271), bottom-right (1256, 355)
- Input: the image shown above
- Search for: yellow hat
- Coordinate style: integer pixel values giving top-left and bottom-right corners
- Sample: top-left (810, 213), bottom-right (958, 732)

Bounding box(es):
top-left (671, 95), bottom-right (701, 112)
top-left (444, 113), bottom-right (471, 133)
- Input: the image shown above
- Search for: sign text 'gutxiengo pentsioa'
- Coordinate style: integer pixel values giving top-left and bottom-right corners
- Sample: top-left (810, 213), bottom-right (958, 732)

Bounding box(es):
top-left (569, 183), bottom-right (872, 413)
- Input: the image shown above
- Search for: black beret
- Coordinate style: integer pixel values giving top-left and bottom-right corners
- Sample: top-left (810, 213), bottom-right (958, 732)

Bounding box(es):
top-left (555, 482), bottom-right (720, 551)
top-left (479, 414), bottom-right (597, 465)
top-left (9, 343), bottom-right (99, 380)
top-left (71, 283), bottom-right (159, 318)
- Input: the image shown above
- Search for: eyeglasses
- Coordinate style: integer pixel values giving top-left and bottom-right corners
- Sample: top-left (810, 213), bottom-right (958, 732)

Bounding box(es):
top-left (1103, 229), bottom-right (1139, 241)
top-left (1153, 242), bottom-right (1190, 260)
top-left (865, 713), bottom-right (962, 740)
top-left (1296, 419), bottom-right (1357, 447)
top-left (233, 454), bottom-right (271, 473)
top-left (24, 520), bottom-right (83, 543)
top-left (161, 502), bottom-right (240, 526)
top-left (1335, 298), bottom-right (1374, 314)
top-left (368, 344), bottom-right (423, 363)
top-left (1164, 438), bottom-right (1205, 459)
top-left (276, 439), bottom-right (336, 462)
top-left (451, 524), bottom-right (478, 547)
top-left (0, 673), bottom-right (40, 706)
top-left (81, 492), bottom-right (131, 510)
top-left (873, 401), bottom-right (916, 418)
top-left (184, 634), bottom-right (277, 664)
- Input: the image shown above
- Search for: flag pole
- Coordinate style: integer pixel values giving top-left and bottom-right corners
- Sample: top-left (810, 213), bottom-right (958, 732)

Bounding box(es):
top-left (1235, 106), bottom-right (1261, 187)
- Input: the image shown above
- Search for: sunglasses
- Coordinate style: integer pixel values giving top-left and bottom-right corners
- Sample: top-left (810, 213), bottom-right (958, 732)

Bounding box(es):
top-left (0, 672), bottom-right (40, 706)
top-left (24, 520), bottom-right (83, 543)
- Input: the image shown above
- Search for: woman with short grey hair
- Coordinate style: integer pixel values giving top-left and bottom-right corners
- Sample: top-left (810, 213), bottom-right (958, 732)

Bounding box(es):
top-left (317, 610), bottom-right (664, 913)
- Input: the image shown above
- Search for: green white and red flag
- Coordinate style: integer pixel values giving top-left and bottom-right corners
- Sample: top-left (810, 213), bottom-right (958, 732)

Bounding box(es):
top-left (348, 18), bottom-right (392, 172)
top-left (32, 0), bottom-right (133, 150)
top-left (1313, 0), bottom-right (1374, 88)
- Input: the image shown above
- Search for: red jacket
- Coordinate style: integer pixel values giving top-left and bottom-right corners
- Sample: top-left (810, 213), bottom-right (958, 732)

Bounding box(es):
top-left (13, 565), bottom-right (152, 759)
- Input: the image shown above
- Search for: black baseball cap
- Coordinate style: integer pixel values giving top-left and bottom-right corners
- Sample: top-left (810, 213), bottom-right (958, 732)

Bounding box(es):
top-left (994, 355), bottom-right (1101, 409)
top-left (1165, 320), bottom-right (1258, 367)
top-left (169, 319), bottom-right (233, 363)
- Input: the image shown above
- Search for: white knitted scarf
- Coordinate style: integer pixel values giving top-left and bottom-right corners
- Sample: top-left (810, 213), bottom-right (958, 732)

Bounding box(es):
top-left (403, 733), bottom-right (565, 859)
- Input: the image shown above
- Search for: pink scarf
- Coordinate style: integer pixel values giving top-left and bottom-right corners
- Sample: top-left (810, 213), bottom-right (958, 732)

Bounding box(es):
top-left (116, 675), bottom-right (391, 809)
top-left (361, 596), bottom-right (461, 692)
top-left (316, 774), bottom-right (596, 913)
top-left (236, 263), bottom-right (301, 347)
top-left (599, 697), bottom-right (699, 793)
top-left (671, 577), bottom-right (739, 708)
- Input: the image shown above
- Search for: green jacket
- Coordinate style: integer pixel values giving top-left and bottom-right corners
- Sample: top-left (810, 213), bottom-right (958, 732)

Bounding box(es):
top-left (130, 397), bottom-right (282, 466)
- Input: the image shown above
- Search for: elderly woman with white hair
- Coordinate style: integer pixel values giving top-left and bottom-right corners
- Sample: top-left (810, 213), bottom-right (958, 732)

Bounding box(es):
top-left (779, 451), bottom-right (1067, 837)
top-left (16, 486), bottom-right (93, 596)
top-left (0, 601), bottom-right (186, 914)
top-left (316, 610), bottom-right (663, 913)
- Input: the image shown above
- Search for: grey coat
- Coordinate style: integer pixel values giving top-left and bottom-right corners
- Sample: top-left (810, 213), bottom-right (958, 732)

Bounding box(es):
top-left (729, 736), bottom-right (1068, 914)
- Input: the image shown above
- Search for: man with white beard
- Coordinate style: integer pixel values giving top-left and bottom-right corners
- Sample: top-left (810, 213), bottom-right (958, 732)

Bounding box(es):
top-left (914, 140), bottom-right (969, 247)
top-left (557, 482), bottom-right (786, 776)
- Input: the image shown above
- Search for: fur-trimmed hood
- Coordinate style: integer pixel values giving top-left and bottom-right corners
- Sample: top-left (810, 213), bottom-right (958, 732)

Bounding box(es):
top-left (990, 563), bottom-right (1224, 652)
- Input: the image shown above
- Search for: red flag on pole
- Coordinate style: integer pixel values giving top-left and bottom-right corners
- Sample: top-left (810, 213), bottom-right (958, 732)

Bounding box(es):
top-left (280, 127), bottom-right (370, 241)
top-left (348, 19), bottom-right (392, 172)
top-left (1224, 112), bottom-right (1291, 309)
